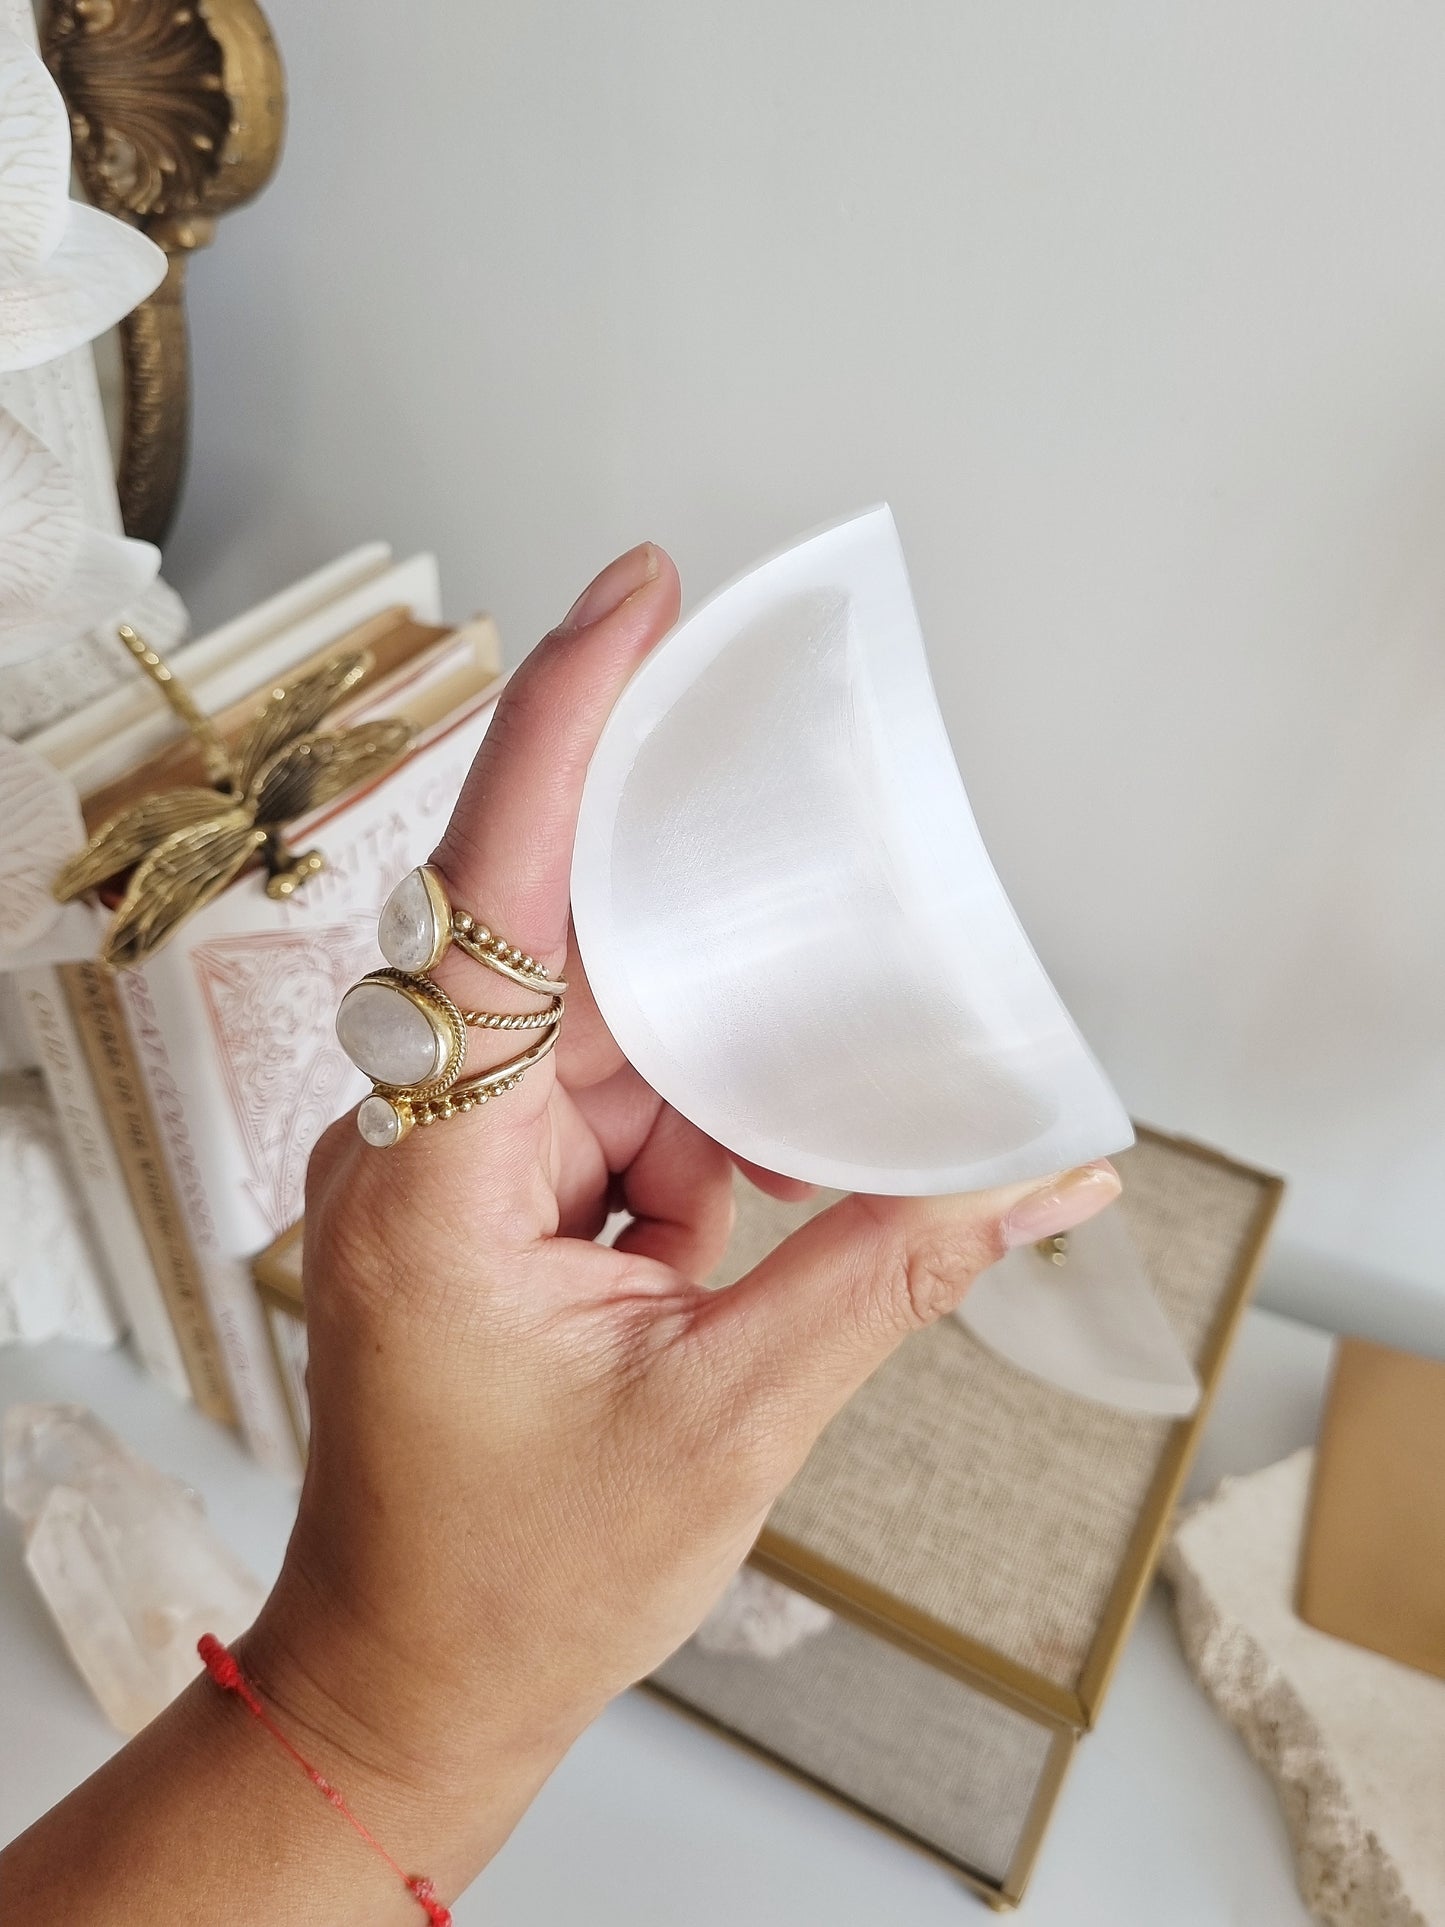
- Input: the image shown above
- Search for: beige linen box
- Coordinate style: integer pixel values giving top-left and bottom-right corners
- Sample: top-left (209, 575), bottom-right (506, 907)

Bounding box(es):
top-left (649, 1126), bottom-right (1282, 1907)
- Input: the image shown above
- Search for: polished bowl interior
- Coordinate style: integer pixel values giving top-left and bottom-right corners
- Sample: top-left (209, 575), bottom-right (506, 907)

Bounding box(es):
top-left (571, 505), bottom-right (1135, 1196)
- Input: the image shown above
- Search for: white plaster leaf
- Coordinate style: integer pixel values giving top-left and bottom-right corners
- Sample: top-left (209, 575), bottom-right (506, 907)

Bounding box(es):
top-left (0, 576), bottom-right (196, 735)
top-left (0, 408), bottom-right (158, 665)
top-left (1, 523), bottom-right (159, 657)
top-left (0, 26), bottom-right (71, 278)
top-left (0, 401), bottom-right (75, 611)
top-left (0, 735), bottom-right (82, 953)
top-left (0, 28), bottom-right (164, 371)
top-left (115, 574), bottom-right (188, 655)
top-left (0, 635), bottom-right (131, 738)
top-left (0, 202), bottom-right (166, 375)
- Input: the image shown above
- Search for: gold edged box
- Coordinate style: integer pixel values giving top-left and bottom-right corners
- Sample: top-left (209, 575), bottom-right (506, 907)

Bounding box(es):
top-left (647, 1126), bottom-right (1282, 1908)
top-left (251, 1219), bottom-right (307, 1461)
top-left (251, 1125), bottom-right (1282, 1908)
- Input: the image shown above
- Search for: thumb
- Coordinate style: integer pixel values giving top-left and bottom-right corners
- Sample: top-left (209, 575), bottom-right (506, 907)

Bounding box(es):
top-left (701, 1162), bottom-right (1122, 1435)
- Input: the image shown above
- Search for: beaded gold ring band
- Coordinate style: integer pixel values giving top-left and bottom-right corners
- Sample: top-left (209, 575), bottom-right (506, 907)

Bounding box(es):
top-left (376, 862), bottom-right (566, 994)
top-left (336, 865), bottom-right (564, 1147)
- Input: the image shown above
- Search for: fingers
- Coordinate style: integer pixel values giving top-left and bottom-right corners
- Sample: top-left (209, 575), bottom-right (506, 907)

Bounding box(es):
top-left (343, 545), bottom-right (679, 1210)
top-left (699, 1162), bottom-right (1123, 1433)
top-left (731, 1157), bottom-right (816, 1204)
top-left (612, 1104), bottom-right (737, 1279)
top-left (432, 544), bottom-right (680, 974)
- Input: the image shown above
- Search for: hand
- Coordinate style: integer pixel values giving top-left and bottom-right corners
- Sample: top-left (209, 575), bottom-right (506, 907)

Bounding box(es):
top-left (1, 543), bottom-right (1120, 1924)
top-left (242, 542), bottom-right (1121, 1900)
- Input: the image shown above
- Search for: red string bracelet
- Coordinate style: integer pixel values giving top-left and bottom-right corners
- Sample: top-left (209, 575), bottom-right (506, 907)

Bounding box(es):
top-left (197, 1634), bottom-right (452, 1926)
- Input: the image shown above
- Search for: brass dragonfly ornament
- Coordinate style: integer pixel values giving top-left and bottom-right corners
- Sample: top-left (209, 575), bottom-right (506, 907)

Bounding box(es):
top-left (53, 626), bottom-right (415, 969)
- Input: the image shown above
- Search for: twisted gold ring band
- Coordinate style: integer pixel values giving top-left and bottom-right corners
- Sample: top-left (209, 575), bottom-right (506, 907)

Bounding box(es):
top-left (336, 865), bottom-right (565, 1147)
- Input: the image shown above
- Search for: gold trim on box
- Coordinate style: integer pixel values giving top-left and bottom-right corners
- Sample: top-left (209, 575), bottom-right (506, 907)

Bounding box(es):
top-left (750, 1125), bottom-right (1285, 1736)
top-left (253, 1220), bottom-right (306, 1461)
top-left (255, 1282), bottom-right (308, 1464)
top-left (252, 1217), bottom-right (303, 1307)
top-left (1074, 1133), bottom-right (1284, 1722)
top-left (640, 1679), bottom-right (1077, 1912)
top-left (996, 1725), bottom-right (1078, 1910)
top-left (748, 1534), bottom-right (1086, 1728)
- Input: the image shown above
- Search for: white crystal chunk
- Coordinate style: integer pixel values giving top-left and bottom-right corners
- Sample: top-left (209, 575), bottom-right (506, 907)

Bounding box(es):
top-left (955, 1205), bottom-right (1200, 1416)
top-left (378, 866), bottom-right (443, 972)
top-left (571, 505), bottom-right (1134, 1196)
top-left (2, 1403), bottom-right (265, 1735)
top-left (694, 1567), bottom-right (834, 1660)
top-left (336, 979), bottom-right (445, 1087)
top-left (357, 1093), bottom-right (404, 1147)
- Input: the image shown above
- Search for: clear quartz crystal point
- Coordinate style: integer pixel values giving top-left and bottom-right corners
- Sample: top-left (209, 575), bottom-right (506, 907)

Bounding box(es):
top-left (694, 1568), bottom-right (835, 1660)
top-left (2, 1403), bottom-right (265, 1734)
top-left (954, 1207), bottom-right (1201, 1416)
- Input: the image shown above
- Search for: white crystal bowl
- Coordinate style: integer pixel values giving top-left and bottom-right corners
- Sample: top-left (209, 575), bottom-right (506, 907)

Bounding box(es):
top-left (572, 506), bottom-right (1134, 1196)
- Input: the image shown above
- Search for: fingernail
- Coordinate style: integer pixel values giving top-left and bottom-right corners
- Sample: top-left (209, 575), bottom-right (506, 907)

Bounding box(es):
top-left (560, 543), bottom-right (661, 633)
top-left (1003, 1160), bottom-right (1121, 1248)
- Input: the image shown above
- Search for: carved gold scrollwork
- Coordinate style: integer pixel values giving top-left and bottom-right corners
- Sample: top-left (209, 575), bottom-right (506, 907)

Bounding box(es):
top-left (42, 0), bottom-right (286, 545)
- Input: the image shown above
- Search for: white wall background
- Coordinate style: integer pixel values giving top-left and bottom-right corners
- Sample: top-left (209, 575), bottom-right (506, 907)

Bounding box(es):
top-left (168, 2), bottom-right (1445, 1347)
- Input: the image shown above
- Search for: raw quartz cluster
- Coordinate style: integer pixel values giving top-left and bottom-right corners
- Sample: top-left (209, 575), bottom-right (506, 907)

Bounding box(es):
top-left (694, 1567), bottom-right (834, 1660)
top-left (2, 1402), bottom-right (265, 1734)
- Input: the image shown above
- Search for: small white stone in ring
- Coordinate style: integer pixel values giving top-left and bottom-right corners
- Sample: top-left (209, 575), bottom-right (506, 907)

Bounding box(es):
top-left (336, 979), bottom-right (446, 1087)
top-left (379, 867), bottom-right (443, 973)
top-left (357, 1094), bottom-right (405, 1147)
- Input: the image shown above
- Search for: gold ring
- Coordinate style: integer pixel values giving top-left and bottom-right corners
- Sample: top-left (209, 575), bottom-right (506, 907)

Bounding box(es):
top-left (336, 968), bottom-right (469, 1100)
top-left (341, 866), bottom-right (565, 1147)
top-left (377, 864), bottom-right (566, 994)
top-left (355, 1020), bottom-right (562, 1149)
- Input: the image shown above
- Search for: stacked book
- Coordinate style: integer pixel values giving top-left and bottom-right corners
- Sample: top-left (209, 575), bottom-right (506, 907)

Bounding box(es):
top-left (11, 545), bottom-right (504, 1476)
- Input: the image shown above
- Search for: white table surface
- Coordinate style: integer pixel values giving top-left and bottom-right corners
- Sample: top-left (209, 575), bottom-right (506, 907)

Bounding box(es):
top-left (0, 1308), bottom-right (1335, 1925)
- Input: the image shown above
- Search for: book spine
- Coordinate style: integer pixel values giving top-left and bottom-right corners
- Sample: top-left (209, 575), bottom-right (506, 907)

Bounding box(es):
top-left (51, 962), bottom-right (237, 1421)
top-left (14, 965), bottom-right (177, 1378)
top-left (112, 966), bottom-right (301, 1477)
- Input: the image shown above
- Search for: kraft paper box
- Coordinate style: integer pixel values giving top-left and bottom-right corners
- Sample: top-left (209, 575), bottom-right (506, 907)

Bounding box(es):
top-left (254, 1125), bottom-right (1281, 1908)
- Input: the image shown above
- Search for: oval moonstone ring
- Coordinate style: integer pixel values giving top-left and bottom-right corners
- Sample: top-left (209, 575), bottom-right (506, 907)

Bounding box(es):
top-left (377, 865), bottom-right (453, 974)
top-left (335, 971), bottom-right (466, 1096)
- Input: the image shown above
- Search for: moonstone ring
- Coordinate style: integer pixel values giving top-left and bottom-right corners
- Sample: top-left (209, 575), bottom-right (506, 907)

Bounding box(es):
top-left (338, 866), bottom-right (566, 1146)
top-left (377, 864), bottom-right (565, 994)
top-left (335, 969), bottom-right (468, 1099)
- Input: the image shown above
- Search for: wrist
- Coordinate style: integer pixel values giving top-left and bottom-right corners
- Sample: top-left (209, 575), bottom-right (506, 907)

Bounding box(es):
top-left (238, 1565), bottom-right (583, 1891)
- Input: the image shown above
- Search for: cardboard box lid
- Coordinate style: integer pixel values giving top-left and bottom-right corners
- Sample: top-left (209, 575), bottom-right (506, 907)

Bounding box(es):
top-left (730, 1126), bottom-right (1282, 1728)
top-left (1298, 1336), bottom-right (1445, 1680)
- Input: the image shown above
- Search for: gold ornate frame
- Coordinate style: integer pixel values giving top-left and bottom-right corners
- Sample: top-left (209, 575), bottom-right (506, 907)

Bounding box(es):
top-left (41, 0), bottom-right (286, 546)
